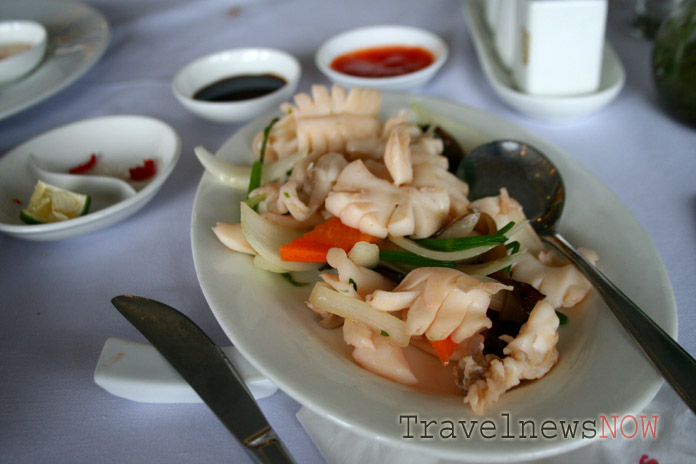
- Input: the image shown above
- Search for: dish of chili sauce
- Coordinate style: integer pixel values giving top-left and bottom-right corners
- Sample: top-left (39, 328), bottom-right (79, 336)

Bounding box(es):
top-left (330, 45), bottom-right (434, 78)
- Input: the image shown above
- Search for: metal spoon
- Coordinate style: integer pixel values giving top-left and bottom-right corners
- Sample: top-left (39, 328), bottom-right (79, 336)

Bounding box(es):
top-left (28, 155), bottom-right (137, 207)
top-left (459, 139), bottom-right (696, 414)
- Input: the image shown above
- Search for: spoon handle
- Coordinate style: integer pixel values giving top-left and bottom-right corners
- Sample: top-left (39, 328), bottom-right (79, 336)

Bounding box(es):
top-left (544, 231), bottom-right (696, 414)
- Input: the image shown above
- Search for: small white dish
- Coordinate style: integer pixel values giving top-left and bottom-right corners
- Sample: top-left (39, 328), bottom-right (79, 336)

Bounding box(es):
top-left (315, 25), bottom-right (448, 91)
top-left (464, 0), bottom-right (625, 121)
top-left (172, 48), bottom-right (301, 124)
top-left (0, 115), bottom-right (181, 241)
top-left (0, 20), bottom-right (47, 84)
top-left (0, 0), bottom-right (110, 121)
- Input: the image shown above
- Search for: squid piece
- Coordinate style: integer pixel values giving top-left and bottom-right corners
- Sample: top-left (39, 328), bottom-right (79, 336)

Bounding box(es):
top-left (252, 113), bottom-right (298, 163)
top-left (469, 188), bottom-right (544, 255)
top-left (457, 300), bottom-right (559, 414)
top-left (511, 248), bottom-right (598, 309)
top-left (253, 84), bottom-right (383, 160)
top-left (284, 84), bottom-right (381, 118)
top-left (367, 267), bottom-right (511, 342)
top-left (343, 318), bottom-right (418, 385)
top-left (278, 152), bottom-right (348, 221)
top-left (212, 222), bottom-right (255, 255)
top-left (320, 248), bottom-right (394, 299)
top-left (383, 126), bottom-right (413, 186)
top-left (325, 159), bottom-right (451, 238)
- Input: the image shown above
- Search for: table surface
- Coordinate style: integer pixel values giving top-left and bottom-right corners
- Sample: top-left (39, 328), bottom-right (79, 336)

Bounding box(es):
top-left (1, 0), bottom-right (694, 463)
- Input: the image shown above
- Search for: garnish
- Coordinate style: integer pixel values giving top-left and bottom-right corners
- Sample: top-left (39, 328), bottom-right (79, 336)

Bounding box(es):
top-left (378, 249), bottom-right (456, 268)
top-left (69, 153), bottom-right (98, 174)
top-left (556, 310), bottom-right (569, 326)
top-left (349, 278), bottom-right (358, 291)
top-left (281, 273), bottom-right (309, 287)
top-left (129, 159), bottom-right (157, 181)
top-left (247, 117), bottom-right (279, 207)
top-left (413, 221), bottom-right (515, 252)
top-left (380, 330), bottom-right (390, 337)
top-left (503, 240), bottom-right (521, 273)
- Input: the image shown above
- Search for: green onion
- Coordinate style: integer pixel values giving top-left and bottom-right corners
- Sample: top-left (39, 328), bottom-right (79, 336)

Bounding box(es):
top-left (246, 117), bottom-right (279, 207)
top-left (348, 278), bottom-right (357, 291)
top-left (380, 330), bottom-right (390, 337)
top-left (503, 240), bottom-right (521, 274)
top-left (555, 310), bottom-right (569, 326)
top-left (379, 249), bottom-right (456, 268)
top-left (413, 221), bottom-right (515, 252)
top-left (281, 273), bottom-right (309, 287)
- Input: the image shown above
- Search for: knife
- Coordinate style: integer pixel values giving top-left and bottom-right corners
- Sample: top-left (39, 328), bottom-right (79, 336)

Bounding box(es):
top-left (111, 295), bottom-right (297, 464)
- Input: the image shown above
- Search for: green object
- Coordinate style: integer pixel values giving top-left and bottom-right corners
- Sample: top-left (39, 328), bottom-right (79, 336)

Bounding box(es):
top-left (652, 0), bottom-right (696, 126)
top-left (246, 117), bottom-right (279, 207)
top-left (413, 221), bottom-right (514, 252)
top-left (378, 249), bottom-right (457, 268)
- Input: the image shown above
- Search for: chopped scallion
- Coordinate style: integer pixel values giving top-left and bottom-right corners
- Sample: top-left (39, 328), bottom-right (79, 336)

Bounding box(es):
top-left (246, 117), bottom-right (279, 208)
top-left (413, 221), bottom-right (515, 252)
top-left (555, 310), bottom-right (569, 326)
top-left (281, 273), bottom-right (309, 287)
top-left (379, 249), bottom-right (456, 268)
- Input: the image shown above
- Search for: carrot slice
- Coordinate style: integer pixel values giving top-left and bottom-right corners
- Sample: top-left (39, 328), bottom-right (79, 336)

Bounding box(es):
top-left (430, 336), bottom-right (458, 364)
top-left (279, 217), bottom-right (381, 263)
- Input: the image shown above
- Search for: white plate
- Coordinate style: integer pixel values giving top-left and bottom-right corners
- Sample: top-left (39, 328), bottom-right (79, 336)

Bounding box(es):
top-left (0, 115), bottom-right (180, 241)
top-left (191, 94), bottom-right (675, 462)
top-left (464, 0), bottom-right (625, 121)
top-left (0, 0), bottom-right (109, 121)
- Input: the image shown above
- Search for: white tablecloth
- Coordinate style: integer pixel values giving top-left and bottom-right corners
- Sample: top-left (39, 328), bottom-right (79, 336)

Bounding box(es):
top-left (1, 0), bottom-right (694, 463)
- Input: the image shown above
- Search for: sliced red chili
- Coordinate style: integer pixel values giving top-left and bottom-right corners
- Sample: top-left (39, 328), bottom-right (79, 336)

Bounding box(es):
top-left (128, 159), bottom-right (157, 181)
top-left (69, 153), bottom-right (98, 174)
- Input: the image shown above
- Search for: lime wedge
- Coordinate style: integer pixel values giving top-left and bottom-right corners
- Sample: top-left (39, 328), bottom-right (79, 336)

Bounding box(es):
top-left (20, 180), bottom-right (91, 224)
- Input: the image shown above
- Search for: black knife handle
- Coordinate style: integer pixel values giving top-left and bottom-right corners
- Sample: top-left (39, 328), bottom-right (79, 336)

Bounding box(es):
top-left (245, 426), bottom-right (297, 464)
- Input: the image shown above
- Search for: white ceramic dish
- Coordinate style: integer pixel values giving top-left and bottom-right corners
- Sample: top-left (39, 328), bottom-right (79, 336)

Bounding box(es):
top-left (0, 115), bottom-right (181, 241)
top-left (191, 94), bottom-right (674, 461)
top-left (464, 0), bottom-right (625, 121)
top-left (0, 20), bottom-right (47, 84)
top-left (172, 48), bottom-right (301, 124)
top-left (0, 0), bottom-right (109, 121)
top-left (315, 25), bottom-right (448, 91)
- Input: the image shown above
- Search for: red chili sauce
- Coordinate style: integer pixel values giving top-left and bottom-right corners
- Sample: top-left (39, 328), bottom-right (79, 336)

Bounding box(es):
top-left (330, 45), bottom-right (434, 78)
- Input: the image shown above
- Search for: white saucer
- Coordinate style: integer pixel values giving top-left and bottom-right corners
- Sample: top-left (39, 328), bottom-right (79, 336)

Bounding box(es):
top-left (0, 115), bottom-right (181, 241)
top-left (464, 0), bottom-right (625, 121)
top-left (0, 0), bottom-right (109, 121)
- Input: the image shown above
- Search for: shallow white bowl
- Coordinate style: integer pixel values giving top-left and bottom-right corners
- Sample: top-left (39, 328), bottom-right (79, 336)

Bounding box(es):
top-left (464, 0), bottom-right (625, 121)
top-left (0, 115), bottom-right (181, 241)
top-left (315, 25), bottom-right (448, 91)
top-left (0, 20), bottom-right (47, 84)
top-left (192, 93), bottom-right (673, 462)
top-left (172, 48), bottom-right (301, 124)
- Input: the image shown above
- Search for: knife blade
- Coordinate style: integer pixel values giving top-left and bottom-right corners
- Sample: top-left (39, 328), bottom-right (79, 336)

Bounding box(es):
top-left (111, 295), bottom-right (296, 464)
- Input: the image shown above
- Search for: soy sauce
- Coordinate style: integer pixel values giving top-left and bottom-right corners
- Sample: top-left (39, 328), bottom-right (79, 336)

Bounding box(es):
top-left (193, 74), bottom-right (286, 102)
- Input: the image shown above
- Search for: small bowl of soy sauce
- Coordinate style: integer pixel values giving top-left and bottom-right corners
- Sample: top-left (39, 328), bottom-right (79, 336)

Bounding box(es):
top-left (172, 48), bottom-right (301, 123)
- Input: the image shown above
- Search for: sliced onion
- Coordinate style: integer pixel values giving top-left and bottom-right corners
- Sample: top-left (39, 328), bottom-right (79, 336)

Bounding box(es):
top-left (308, 283), bottom-right (409, 347)
top-left (194, 146), bottom-right (251, 189)
top-left (437, 212), bottom-right (480, 239)
top-left (347, 241), bottom-right (380, 268)
top-left (253, 254), bottom-right (291, 273)
top-left (458, 249), bottom-right (527, 276)
top-left (194, 146), bottom-right (306, 189)
top-left (240, 202), bottom-right (320, 273)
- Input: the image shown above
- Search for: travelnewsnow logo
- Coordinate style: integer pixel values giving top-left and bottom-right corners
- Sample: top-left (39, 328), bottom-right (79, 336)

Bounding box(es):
top-left (399, 413), bottom-right (659, 440)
